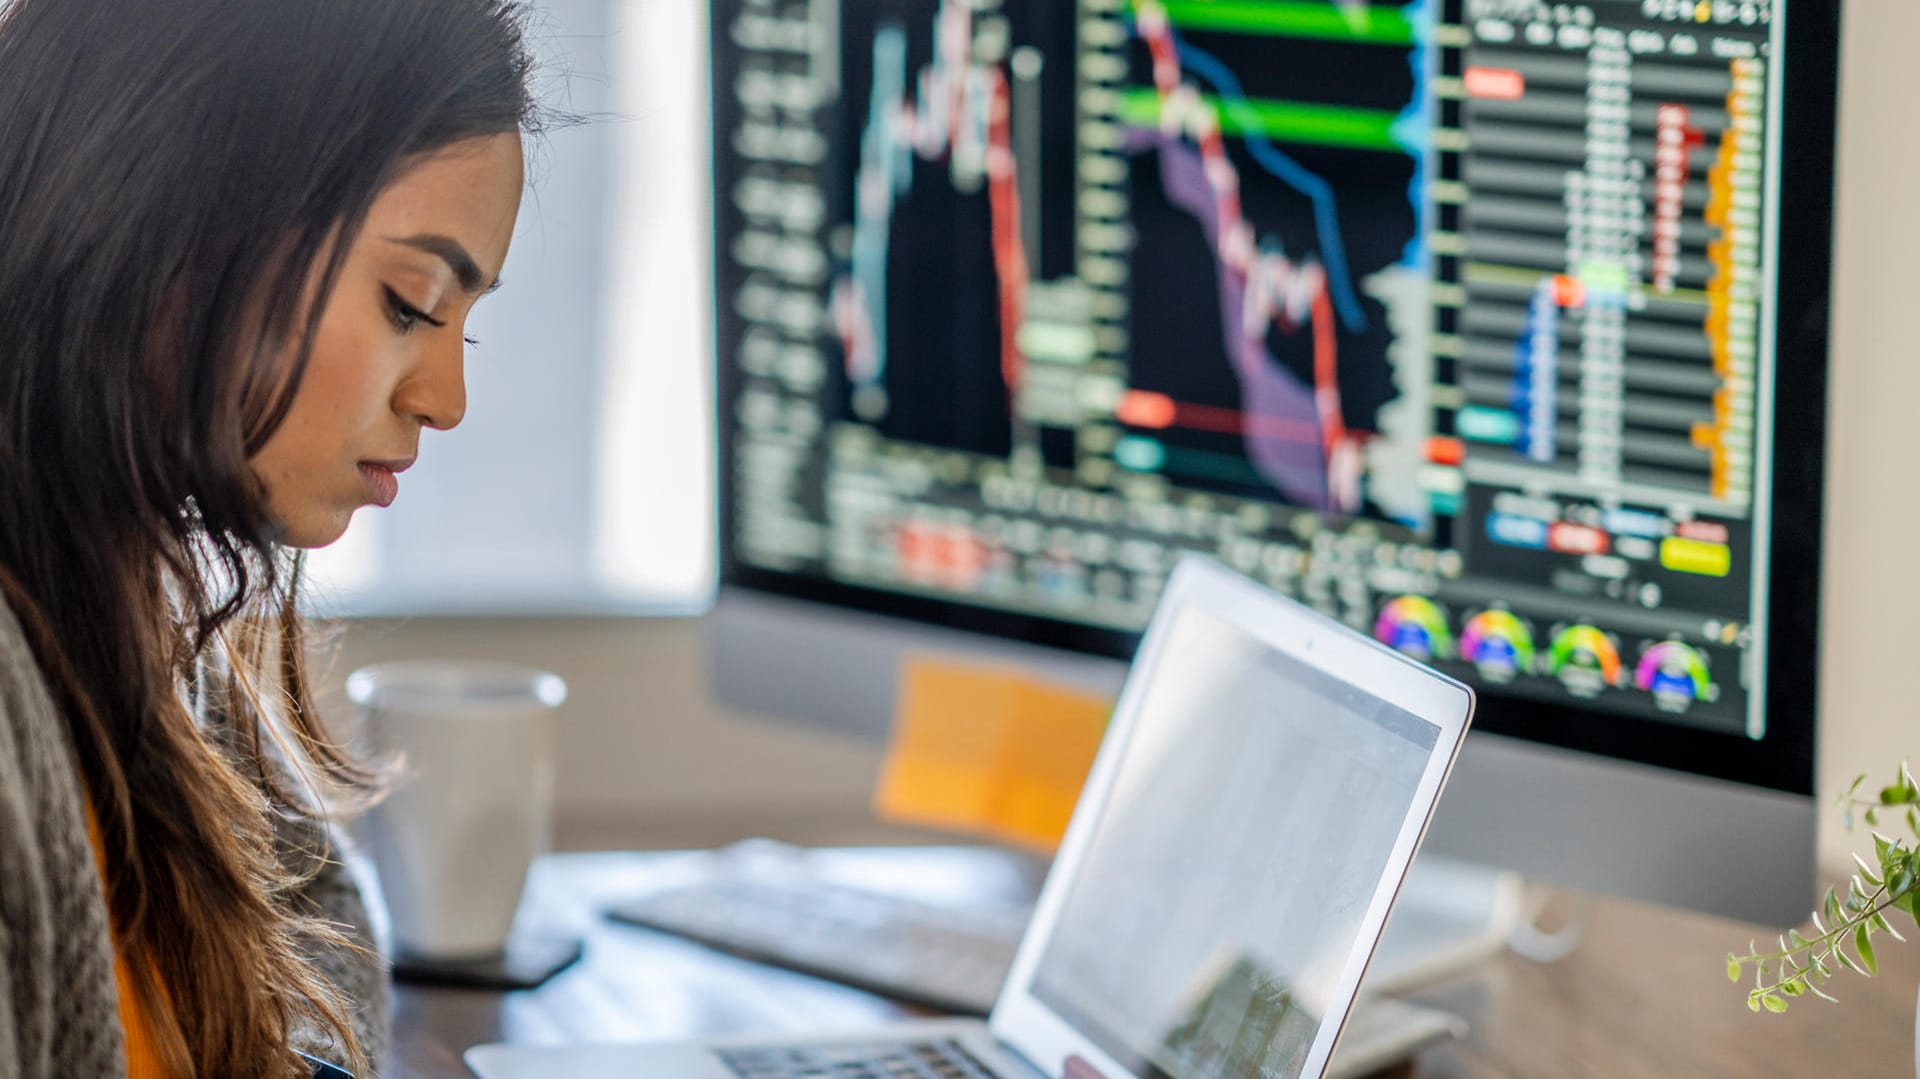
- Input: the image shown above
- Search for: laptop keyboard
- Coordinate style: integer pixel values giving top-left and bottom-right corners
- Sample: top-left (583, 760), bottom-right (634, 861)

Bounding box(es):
top-left (718, 1040), bottom-right (997, 1079)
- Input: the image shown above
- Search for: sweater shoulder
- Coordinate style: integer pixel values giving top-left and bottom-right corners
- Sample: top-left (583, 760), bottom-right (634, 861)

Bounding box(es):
top-left (0, 596), bottom-right (66, 793)
top-left (0, 593), bottom-right (127, 1079)
top-left (0, 596), bottom-right (45, 711)
top-left (0, 598), bottom-right (71, 800)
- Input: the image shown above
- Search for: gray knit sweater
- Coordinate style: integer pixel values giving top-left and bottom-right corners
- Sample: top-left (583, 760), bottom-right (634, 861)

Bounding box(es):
top-left (0, 600), bottom-right (390, 1077)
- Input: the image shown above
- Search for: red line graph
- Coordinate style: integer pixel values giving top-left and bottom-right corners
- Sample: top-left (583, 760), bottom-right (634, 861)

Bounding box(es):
top-left (984, 66), bottom-right (1030, 398)
top-left (1135, 1), bottom-right (1359, 507)
top-left (834, 1), bottom-right (1031, 402)
top-left (1118, 389), bottom-right (1327, 443)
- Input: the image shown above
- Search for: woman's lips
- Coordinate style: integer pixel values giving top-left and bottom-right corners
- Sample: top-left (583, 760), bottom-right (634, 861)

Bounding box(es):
top-left (359, 462), bottom-right (404, 507)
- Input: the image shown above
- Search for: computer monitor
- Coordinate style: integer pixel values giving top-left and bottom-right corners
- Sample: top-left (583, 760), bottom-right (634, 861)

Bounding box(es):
top-left (707, 0), bottom-right (1839, 926)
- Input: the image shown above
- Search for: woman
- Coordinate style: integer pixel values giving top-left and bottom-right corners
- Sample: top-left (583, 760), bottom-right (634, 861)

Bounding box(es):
top-left (0, 1), bottom-right (538, 1076)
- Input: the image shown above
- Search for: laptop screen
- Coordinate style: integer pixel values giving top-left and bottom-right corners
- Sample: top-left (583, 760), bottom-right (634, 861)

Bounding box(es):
top-left (1026, 604), bottom-right (1441, 1079)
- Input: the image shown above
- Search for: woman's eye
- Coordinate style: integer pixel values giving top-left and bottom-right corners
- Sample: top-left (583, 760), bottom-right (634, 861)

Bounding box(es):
top-left (383, 287), bottom-right (443, 334)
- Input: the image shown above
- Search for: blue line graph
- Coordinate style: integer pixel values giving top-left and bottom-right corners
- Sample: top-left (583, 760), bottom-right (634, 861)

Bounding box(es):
top-left (846, 25), bottom-right (912, 388)
top-left (1398, 0), bottom-right (1432, 270)
top-left (1166, 35), bottom-right (1371, 333)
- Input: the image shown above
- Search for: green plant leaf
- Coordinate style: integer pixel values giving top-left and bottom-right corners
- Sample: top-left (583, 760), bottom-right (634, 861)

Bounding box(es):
top-left (1838, 944), bottom-right (1870, 976)
top-left (1883, 849), bottom-right (1912, 886)
top-left (1892, 862), bottom-right (1916, 899)
top-left (1855, 852), bottom-right (1886, 887)
top-left (1788, 928), bottom-right (1808, 950)
top-left (1870, 911), bottom-right (1905, 942)
top-left (1780, 978), bottom-right (1805, 997)
top-left (1867, 808), bottom-right (1881, 828)
top-left (1881, 786), bottom-right (1908, 805)
top-left (1727, 955), bottom-right (1742, 982)
top-left (1851, 773), bottom-right (1868, 798)
top-left (1856, 924), bottom-right (1878, 977)
top-left (1908, 807), bottom-right (1919, 839)
top-left (1748, 992), bottom-right (1763, 1013)
top-left (1763, 993), bottom-right (1789, 1014)
top-left (1824, 885), bottom-right (1842, 922)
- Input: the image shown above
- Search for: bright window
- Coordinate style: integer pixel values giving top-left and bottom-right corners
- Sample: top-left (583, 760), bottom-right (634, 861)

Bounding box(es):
top-left (306, 0), bottom-right (716, 615)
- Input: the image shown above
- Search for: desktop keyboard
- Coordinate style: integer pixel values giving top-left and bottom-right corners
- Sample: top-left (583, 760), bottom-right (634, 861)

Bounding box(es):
top-left (607, 866), bottom-right (1027, 1015)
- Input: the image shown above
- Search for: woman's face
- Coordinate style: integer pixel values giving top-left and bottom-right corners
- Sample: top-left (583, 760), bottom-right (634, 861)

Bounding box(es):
top-left (249, 133), bottom-right (525, 549)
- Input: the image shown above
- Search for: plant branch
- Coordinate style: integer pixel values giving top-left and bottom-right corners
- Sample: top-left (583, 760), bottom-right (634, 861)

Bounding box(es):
top-left (1734, 887), bottom-right (1895, 967)
top-left (1728, 762), bottom-right (1919, 1014)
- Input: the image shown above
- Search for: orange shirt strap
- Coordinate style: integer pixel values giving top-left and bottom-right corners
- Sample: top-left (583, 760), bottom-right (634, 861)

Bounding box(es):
top-left (83, 802), bottom-right (182, 1079)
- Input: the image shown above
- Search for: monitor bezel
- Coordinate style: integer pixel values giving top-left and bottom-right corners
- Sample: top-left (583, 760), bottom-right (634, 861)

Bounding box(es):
top-left (710, 1), bottom-right (1839, 798)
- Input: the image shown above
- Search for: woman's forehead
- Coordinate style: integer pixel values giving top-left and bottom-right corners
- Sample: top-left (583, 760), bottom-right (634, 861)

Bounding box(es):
top-left (363, 135), bottom-right (524, 279)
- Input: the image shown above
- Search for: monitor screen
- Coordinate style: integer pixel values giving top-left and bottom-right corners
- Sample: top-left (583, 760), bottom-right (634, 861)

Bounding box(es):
top-left (713, 0), bottom-right (1834, 793)
top-left (1027, 602), bottom-right (1439, 1079)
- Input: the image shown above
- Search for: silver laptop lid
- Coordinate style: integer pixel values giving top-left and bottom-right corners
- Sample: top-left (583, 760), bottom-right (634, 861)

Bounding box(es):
top-left (987, 555), bottom-right (1474, 1079)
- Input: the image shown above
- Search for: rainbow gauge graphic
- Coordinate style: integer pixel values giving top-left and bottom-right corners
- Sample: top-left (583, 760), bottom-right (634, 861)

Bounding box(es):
top-left (1460, 610), bottom-right (1536, 682)
top-left (1375, 597), bottom-right (1454, 662)
top-left (1635, 642), bottom-right (1716, 712)
top-left (1547, 625), bottom-right (1622, 697)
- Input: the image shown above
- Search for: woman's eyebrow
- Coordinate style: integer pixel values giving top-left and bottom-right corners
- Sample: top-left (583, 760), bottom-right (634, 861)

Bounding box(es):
top-left (386, 233), bottom-right (502, 296)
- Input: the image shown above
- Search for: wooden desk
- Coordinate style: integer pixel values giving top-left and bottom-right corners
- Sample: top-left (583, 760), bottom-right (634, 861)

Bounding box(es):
top-left (389, 849), bottom-right (1920, 1078)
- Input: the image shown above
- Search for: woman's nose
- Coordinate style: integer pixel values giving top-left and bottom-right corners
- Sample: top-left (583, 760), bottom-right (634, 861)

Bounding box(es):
top-left (392, 335), bottom-right (468, 431)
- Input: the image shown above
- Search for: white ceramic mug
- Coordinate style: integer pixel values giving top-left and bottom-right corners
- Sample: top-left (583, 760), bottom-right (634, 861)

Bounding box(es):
top-left (349, 661), bottom-right (567, 961)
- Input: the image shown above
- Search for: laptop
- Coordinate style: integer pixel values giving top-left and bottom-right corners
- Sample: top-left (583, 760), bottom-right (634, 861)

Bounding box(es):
top-left (468, 555), bottom-right (1476, 1079)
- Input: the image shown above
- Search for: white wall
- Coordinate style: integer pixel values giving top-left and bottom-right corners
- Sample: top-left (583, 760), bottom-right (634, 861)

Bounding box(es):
top-left (311, 615), bottom-right (919, 851)
top-left (313, 0), bottom-right (1920, 875)
top-left (1816, 0), bottom-right (1920, 873)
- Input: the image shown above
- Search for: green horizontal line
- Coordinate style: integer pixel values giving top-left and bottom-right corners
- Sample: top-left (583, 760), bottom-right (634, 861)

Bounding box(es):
top-left (1119, 88), bottom-right (1402, 152)
top-left (1140, 1), bottom-right (1419, 46)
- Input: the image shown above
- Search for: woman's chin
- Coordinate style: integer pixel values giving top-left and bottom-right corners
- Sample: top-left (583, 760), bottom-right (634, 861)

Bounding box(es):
top-left (274, 508), bottom-right (356, 551)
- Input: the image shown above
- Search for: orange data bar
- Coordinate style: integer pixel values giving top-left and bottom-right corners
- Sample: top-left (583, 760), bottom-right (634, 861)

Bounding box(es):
top-left (1551, 273), bottom-right (1587, 309)
top-left (1464, 66), bottom-right (1526, 100)
top-left (1116, 389), bottom-right (1177, 429)
top-left (1426, 436), bottom-right (1466, 466)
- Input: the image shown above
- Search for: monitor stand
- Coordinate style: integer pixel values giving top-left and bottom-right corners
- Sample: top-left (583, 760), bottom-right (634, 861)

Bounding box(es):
top-left (1364, 852), bottom-right (1530, 994)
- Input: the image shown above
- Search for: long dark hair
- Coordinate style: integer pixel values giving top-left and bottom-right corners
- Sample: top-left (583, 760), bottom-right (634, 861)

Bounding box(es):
top-left (0, 1), bottom-right (537, 1074)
